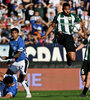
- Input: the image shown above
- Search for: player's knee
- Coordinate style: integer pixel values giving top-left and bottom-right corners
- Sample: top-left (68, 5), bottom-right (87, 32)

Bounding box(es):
top-left (70, 57), bottom-right (75, 62)
top-left (19, 78), bottom-right (24, 83)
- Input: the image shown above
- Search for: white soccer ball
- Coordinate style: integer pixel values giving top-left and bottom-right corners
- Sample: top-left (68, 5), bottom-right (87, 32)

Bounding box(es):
top-left (72, 24), bottom-right (81, 33)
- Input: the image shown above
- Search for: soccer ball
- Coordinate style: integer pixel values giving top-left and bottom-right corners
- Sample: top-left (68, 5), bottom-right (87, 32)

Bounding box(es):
top-left (72, 24), bottom-right (81, 33)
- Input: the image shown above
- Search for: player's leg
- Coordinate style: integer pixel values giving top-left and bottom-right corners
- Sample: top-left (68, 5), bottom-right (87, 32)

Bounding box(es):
top-left (6, 69), bottom-right (15, 75)
top-left (81, 75), bottom-right (86, 86)
top-left (80, 72), bottom-right (90, 97)
top-left (66, 52), bottom-right (76, 66)
top-left (19, 59), bottom-right (31, 98)
top-left (66, 51), bottom-right (76, 66)
top-left (68, 52), bottom-right (76, 61)
top-left (18, 74), bottom-right (31, 98)
top-left (65, 35), bottom-right (76, 66)
top-left (80, 60), bottom-right (88, 97)
top-left (6, 62), bottom-right (19, 75)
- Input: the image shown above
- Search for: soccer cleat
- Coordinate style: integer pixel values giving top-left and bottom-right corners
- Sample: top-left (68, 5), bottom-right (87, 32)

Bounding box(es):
top-left (66, 54), bottom-right (72, 66)
top-left (80, 93), bottom-right (86, 97)
top-left (26, 93), bottom-right (32, 98)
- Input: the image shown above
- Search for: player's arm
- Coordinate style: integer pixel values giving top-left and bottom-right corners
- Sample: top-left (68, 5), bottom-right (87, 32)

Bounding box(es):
top-left (0, 72), bottom-right (5, 81)
top-left (0, 94), bottom-right (12, 98)
top-left (0, 72), bottom-right (5, 76)
top-left (13, 51), bottom-right (22, 59)
top-left (76, 44), bottom-right (85, 52)
top-left (76, 39), bottom-right (88, 52)
top-left (42, 15), bottom-right (57, 38)
top-left (44, 23), bottom-right (56, 38)
top-left (79, 21), bottom-right (87, 39)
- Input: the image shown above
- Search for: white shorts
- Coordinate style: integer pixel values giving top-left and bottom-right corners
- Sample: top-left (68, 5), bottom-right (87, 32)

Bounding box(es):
top-left (8, 59), bottom-right (29, 75)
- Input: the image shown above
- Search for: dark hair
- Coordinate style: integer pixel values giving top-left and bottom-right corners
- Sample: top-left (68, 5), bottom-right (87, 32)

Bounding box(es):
top-left (63, 3), bottom-right (70, 9)
top-left (21, 26), bottom-right (25, 28)
top-left (3, 76), bottom-right (13, 85)
top-left (11, 28), bottom-right (19, 33)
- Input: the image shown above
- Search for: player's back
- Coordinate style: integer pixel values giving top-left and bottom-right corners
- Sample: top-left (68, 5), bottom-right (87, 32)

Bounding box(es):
top-left (3, 74), bottom-right (18, 97)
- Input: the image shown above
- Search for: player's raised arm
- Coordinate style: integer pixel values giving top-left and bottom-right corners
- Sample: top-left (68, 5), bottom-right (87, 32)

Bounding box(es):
top-left (79, 21), bottom-right (87, 39)
top-left (42, 13), bottom-right (58, 39)
top-left (42, 23), bottom-right (56, 39)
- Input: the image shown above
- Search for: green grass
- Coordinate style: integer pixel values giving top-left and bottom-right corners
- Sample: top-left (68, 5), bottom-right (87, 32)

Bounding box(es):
top-left (1, 90), bottom-right (90, 100)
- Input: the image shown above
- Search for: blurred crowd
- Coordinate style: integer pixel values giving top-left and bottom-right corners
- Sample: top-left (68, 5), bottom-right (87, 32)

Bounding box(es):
top-left (0, 0), bottom-right (90, 46)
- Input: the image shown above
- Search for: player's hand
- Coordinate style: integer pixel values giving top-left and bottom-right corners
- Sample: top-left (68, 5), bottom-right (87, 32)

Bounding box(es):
top-left (75, 49), bottom-right (77, 52)
top-left (1, 56), bottom-right (7, 60)
top-left (7, 61), bottom-right (11, 67)
top-left (84, 34), bottom-right (88, 39)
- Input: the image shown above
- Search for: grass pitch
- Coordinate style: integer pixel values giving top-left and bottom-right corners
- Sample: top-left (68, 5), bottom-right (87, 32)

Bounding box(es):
top-left (1, 90), bottom-right (90, 100)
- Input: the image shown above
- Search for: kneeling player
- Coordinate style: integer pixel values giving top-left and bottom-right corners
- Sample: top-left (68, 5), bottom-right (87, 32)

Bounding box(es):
top-left (0, 73), bottom-right (17, 98)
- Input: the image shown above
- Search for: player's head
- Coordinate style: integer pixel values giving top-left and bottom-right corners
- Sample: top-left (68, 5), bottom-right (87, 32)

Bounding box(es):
top-left (3, 76), bottom-right (13, 86)
top-left (63, 3), bottom-right (70, 16)
top-left (11, 28), bottom-right (19, 40)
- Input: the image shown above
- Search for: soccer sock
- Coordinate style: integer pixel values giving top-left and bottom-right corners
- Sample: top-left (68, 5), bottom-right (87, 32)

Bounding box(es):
top-left (22, 80), bottom-right (31, 95)
top-left (82, 87), bottom-right (88, 95)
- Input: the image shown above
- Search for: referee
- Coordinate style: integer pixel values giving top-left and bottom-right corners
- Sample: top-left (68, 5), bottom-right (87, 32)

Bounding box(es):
top-left (42, 3), bottom-right (87, 66)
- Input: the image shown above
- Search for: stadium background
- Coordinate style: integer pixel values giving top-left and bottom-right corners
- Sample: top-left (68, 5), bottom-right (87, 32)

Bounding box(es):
top-left (0, 44), bottom-right (86, 91)
top-left (0, 0), bottom-right (90, 92)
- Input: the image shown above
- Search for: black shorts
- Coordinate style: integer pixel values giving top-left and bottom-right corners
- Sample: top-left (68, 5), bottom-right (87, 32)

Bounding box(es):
top-left (81, 60), bottom-right (90, 75)
top-left (55, 33), bottom-right (75, 52)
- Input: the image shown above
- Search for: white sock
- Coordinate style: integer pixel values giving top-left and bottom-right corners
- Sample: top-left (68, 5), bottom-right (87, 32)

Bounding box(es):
top-left (22, 80), bottom-right (31, 95)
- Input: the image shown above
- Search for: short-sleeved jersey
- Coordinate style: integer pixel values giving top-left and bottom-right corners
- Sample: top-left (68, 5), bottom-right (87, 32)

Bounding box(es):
top-left (53, 12), bottom-right (81, 35)
top-left (9, 37), bottom-right (26, 62)
top-left (3, 74), bottom-right (18, 97)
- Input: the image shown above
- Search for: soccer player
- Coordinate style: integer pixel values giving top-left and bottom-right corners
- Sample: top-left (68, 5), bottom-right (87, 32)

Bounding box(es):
top-left (42, 3), bottom-right (87, 66)
top-left (0, 73), bottom-right (17, 98)
top-left (1, 28), bottom-right (31, 98)
top-left (76, 35), bottom-right (90, 97)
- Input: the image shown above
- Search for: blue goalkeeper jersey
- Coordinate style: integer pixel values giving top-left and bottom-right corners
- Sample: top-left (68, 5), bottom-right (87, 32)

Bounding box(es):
top-left (9, 36), bottom-right (26, 62)
top-left (3, 74), bottom-right (18, 97)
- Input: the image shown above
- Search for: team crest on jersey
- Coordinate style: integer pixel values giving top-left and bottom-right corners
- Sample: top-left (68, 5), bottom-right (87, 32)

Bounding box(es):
top-left (13, 46), bottom-right (16, 50)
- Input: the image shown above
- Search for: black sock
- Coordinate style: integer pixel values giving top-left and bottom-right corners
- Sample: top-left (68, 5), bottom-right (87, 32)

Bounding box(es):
top-left (82, 87), bottom-right (88, 95)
